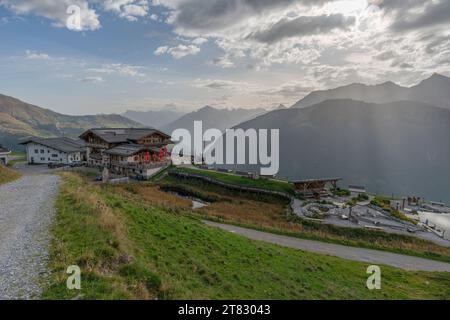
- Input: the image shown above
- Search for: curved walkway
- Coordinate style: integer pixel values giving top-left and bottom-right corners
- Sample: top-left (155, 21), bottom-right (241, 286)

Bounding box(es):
top-left (204, 221), bottom-right (450, 272)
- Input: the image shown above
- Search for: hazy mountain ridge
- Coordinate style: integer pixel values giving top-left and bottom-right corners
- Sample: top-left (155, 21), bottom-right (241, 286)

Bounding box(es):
top-left (122, 109), bottom-right (186, 129)
top-left (0, 94), bottom-right (141, 151)
top-left (228, 99), bottom-right (450, 202)
top-left (293, 73), bottom-right (450, 109)
top-left (162, 105), bottom-right (267, 135)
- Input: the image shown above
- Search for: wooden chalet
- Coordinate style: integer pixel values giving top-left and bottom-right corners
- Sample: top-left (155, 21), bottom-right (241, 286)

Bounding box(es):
top-left (79, 128), bottom-right (172, 177)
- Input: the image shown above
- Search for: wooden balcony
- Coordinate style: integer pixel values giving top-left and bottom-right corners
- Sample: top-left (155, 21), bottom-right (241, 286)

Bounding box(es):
top-left (111, 160), bottom-right (171, 170)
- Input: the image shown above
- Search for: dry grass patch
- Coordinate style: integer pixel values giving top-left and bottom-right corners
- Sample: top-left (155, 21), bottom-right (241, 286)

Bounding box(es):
top-left (115, 183), bottom-right (192, 210)
top-left (199, 199), bottom-right (299, 231)
top-left (0, 165), bottom-right (21, 185)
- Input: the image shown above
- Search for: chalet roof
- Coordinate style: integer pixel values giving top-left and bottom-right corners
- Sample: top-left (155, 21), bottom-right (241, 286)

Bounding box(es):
top-left (79, 128), bottom-right (171, 144)
top-left (104, 144), bottom-right (161, 156)
top-left (19, 137), bottom-right (86, 153)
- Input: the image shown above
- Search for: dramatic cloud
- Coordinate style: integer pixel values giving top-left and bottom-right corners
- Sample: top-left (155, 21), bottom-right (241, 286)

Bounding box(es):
top-left (157, 0), bottom-right (335, 33)
top-left (3, 0), bottom-right (450, 111)
top-left (248, 14), bottom-right (355, 44)
top-left (375, 0), bottom-right (450, 32)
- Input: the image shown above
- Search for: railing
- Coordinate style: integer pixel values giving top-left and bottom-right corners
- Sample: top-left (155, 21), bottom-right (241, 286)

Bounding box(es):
top-left (111, 161), bottom-right (171, 170)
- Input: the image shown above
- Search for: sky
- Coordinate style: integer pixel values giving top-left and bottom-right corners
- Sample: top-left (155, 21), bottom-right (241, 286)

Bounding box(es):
top-left (0, 0), bottom-right (450, 115)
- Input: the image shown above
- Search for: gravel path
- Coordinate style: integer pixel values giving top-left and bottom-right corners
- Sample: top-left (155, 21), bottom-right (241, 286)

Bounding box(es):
top-left (0, 175), bottom-right (60, 299)
top-left (204, 221), bottom-right (450, 272)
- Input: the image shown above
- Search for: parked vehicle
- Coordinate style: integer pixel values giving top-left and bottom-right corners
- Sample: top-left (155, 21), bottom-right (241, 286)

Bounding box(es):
top-left (132, 174), bottom-right (146, 181)
top-left (70, 162), bottom-right (84, 168)
top-left (95, 176), bottom-right (103, 182)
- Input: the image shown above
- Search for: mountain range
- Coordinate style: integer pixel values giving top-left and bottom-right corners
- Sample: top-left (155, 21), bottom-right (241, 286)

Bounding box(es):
top-left (121, 109), bottom-right (186, 129)
top-left (293, 73), bottom-right (450, 109)
top-left (0, 94), bottom-right (140, 151)
top-left (226, 99), bottom-right (450, 202)
top-left (161, 105), bottom-right (267, 135)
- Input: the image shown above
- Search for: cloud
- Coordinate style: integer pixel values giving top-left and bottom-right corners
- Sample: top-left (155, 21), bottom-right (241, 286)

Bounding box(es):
top-left (202, 80), bottom-right (233, 90)
top-left (375, 0), bottom-right (450, 32)
top-left (0, 0), bottom-right (151, 30)
top-left (0, 0), bottom-right (101, 31)
top-left (88, 63), bottom-right (146, 77)
top-left (154, 0), bottom-right (359, 67)
top-left (212, 55), bottom-right (235, 69)
top-left (192, 37), bottom-right (208, 45)
top-left (101, 0), bottom-right (149, 21)
top-left (374, 50), bottom-right (395, 61)
top-left (154, 46), bottom-right (169, 55)
top-left (194, 79), bottom-right (259, 93)
top-left (248, 14), bottom-right (355, 44)
top-left (154, 44), bottom-right (200, 59)
top-left (25, 50), bottom-right (50, 60)
top-left (157, 0), bottom-right (334, 34)
top-left (79, 76), bottom-right (104, 83)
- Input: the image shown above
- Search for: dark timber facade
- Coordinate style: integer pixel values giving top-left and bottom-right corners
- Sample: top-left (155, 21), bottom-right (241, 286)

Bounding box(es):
top-left (79, 128), bottom-right (172, 177)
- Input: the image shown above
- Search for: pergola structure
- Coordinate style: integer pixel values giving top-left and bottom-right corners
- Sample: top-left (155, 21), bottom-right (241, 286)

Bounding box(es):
top-left (291, 178), bottom-right (342, 199)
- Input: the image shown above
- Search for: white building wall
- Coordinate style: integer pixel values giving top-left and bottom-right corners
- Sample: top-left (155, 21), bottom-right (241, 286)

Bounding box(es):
top-left (25, 142), bottom-right (80, 165)
top-left (0, 153), bottom-right (9, 165)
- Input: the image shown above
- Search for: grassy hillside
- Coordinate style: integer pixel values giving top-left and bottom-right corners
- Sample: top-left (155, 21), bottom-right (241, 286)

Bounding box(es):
top-left (42, 172), bottom-right (450, 300)
top-left (0, 94), bottom-right (142, 151)
top-left (172, 167), bottom-right (295, 195)
top-left (0, 165), bottom-right (21, 185)
top-left (159, 175), bottom-right (450, 263)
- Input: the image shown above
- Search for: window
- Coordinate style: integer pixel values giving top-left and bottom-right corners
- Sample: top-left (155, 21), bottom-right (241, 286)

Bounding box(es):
top-left (35, 149), bottom-right (38, 154)
top-left (52, 154), bottom-right (58, 158)
top-left (40, 149), bottom-right (44, 154)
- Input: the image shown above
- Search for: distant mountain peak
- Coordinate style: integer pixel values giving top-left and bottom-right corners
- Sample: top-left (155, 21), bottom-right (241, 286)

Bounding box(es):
top-left (380, 80), bottom-right (401, 87)
top-left (292, 75), bottom-right (450, 109)
top-left (426, 72), bottom-right (450, 82)
top-left (199, 105), bottom-right (216, 112)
